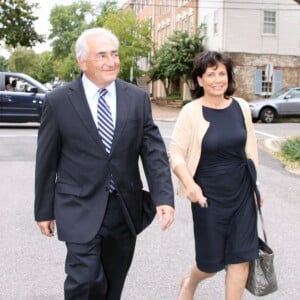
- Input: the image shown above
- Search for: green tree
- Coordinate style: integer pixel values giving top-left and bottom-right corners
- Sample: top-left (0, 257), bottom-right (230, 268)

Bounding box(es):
top-left (95, 8), bottom-right (152, 82)
top-left (0, 55), bottom-right (9, 71)
top-left (47, 1), bottom-right (97, 81)
top-left (8, 47), bottom-right (39, 77)
top-left (6, 48), bottom-right (55, 83)
top-left (55, 53), bottom-right (80, 82)
top-left (148, 47), bottom-right (173, 96)
top-left (0, 0), bottom-right (44, 47)
top-left (47, 1), bottom-right (152, 82)
top-left (35, 51), bottom-right (56, 83)
top-left (96, 0), bottom-right (119, 22)
top-left (49, 1), bottom-right (95, 58)
top-left (149, 28), bottom-right (205, 96)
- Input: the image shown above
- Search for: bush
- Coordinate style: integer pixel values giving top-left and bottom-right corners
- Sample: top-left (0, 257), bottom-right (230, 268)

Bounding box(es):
top-left (280, 137), bottom-right (300, 162)
top-left (166, 91), bottom-right (182, 100)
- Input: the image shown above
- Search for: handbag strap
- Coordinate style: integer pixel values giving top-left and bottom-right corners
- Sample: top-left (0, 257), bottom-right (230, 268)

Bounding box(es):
top-left (255, 193), bottom-right (268, 244)
top-left (244, 158), bottom-right (268, 244)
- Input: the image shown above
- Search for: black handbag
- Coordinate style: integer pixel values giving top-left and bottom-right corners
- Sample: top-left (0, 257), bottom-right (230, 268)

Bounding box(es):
top-left (246, 195), bottom-right (278, 296)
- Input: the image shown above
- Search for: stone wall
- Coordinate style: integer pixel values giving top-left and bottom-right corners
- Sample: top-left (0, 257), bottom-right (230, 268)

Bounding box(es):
top-left (229, 53), bottom-right (300, 101)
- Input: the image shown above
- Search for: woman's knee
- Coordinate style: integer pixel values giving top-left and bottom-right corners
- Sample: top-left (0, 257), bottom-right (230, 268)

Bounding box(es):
top-left (193, 263), bottom-right (216, 280)
top-left (226, 262), bottom-right (249, 279)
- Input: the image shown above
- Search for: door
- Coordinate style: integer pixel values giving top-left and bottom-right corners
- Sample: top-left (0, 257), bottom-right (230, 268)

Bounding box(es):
top-left (0, 90), bottom-right (43, 122)
top-left (282, 89), bottom-right (300, 115)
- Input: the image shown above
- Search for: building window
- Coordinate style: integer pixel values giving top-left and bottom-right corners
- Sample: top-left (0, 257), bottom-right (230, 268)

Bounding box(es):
top-left (189, 15), bottom-right (194, 34)
top-left (183, 16), bottom-right (188, 32)
top-left (166, 24), bottom-right (170, 37)
top-left (203, 15), bottom-right (208, 36)
top-left (263, 11), bottom-right (276, 34)
top-left (158, 0), bottom-right (169, 15)
top-left (157, 29), bottom-right (161, 47)
top-left (176, 16), bottom-right (183, 31)
top-left (254, 68), bottom-right (282, 96)
top-left (213, 10), bottom-right (219, 35)
top-left (158, 0), bottom-right (163, 16)
top-left (261, 70), bottom-right (273, 94)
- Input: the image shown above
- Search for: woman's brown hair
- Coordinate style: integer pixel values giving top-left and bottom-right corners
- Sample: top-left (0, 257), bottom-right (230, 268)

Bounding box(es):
top-left (190, 51), bottom-right (236, 99)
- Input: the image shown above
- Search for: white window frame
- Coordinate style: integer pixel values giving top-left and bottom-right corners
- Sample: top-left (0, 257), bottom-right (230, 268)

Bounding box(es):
top-left (213, 10), bottom-right (219, 35)
top-left (263, 11), bottom-right (276, 35)
top-left (261, 69), bottom-right (273, 95)
top-left (203, 15), bottom-right (208, 36)
top-left (189, 15), bottom-right (194, 34)
top-left (254, 68), bottom-right (282, 96)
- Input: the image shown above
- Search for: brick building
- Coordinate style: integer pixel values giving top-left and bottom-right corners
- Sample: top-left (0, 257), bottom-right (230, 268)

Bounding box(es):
top-left (122, 0), bottom-right (300, 101)
top-left (198, 0), bottom-right (300, 101)
top-left (122, 0), bottom-right (198, 98)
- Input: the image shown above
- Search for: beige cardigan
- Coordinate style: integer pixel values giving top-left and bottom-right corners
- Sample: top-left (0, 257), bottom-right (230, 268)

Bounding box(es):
top-left (168, 97), bottom-right (259, 197)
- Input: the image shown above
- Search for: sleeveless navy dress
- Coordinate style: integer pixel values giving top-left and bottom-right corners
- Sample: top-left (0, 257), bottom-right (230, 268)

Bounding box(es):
top-left (192, 99), bottom-right (258, 273)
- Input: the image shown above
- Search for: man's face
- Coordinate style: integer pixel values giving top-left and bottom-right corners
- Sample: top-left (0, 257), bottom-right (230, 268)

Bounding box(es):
top-left (78, 35), bottom-right (120, 88)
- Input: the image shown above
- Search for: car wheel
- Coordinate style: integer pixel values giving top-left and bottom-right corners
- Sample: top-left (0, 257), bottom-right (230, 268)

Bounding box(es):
top-left (260, 108), bottom-right (275, 123)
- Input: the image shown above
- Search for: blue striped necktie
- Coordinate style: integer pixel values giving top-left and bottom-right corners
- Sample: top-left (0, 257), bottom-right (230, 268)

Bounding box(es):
top-left (97, 89), bottom-right (116, 192)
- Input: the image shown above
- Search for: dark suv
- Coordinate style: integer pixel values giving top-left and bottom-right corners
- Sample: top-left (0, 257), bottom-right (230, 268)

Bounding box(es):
top-left (0, 72), bottom-right (49, 122)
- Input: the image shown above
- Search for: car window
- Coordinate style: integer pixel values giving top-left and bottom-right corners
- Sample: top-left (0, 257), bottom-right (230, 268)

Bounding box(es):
top-left (271, 87), bottom-right (290, 98)
top-left (4, 75), bottom-right (36, 93)
top-left (288, 90), bottom-right (300, 99)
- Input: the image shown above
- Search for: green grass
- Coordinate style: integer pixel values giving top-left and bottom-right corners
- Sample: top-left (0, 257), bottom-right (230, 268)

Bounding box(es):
top-left (281, 137), bottom-right (300, 162)
top-left (273, 136), bottom-right (300, 174)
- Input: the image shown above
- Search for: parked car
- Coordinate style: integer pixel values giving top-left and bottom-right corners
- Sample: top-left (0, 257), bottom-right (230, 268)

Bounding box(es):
top-left (249, 87), bottom-right (300, 123)
top-left (0, 72), bottom-right (49, 123)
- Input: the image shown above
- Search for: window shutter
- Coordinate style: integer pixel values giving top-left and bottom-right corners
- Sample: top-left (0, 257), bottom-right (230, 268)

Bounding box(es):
top-left (254, 69), bottom-right (262, 94)
top-left (273, 69), bottom-right (282, 93)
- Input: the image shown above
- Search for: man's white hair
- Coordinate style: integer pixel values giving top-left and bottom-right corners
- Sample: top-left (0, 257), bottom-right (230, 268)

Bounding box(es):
top-left (75, 27), bottom-right (119, 60)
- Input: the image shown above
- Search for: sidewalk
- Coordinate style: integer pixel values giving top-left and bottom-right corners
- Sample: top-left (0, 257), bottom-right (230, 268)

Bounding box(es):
top-left (151, 102), bottom-right (180, 122)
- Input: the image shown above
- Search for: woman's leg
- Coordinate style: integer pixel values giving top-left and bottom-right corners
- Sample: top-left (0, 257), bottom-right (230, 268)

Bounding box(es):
top-left (178, 263), bottom-right (215, 300)
top-left (225, 262), bottom-right (249, 300)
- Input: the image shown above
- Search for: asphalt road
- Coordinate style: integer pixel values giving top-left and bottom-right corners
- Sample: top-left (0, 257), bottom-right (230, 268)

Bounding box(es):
top-left (0, 121), bottom-right (299, 300)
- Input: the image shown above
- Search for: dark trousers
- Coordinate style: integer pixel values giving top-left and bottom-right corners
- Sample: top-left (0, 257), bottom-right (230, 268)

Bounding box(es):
top-left (64, 193), bottom-right (136, 300)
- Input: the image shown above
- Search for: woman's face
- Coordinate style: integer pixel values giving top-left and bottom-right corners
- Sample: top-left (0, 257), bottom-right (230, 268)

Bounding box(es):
top-left (197, 63), bottom-right (228, 97)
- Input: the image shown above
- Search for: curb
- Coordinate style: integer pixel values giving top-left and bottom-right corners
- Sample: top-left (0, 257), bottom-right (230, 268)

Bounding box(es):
top-left (153, 117), bottom-right (178, 122)
top-left (262, 137), bottom-right (288, 153)
top-left (261, 137), bottom-right (300, 176)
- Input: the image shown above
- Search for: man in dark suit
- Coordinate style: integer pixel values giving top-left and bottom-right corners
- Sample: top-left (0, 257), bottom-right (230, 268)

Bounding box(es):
top-left (34, 27), bottom-right (174, 300)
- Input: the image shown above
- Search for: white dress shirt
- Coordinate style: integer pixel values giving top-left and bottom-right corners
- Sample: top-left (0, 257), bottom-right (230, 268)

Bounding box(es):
top-left (81, 74), bottom-right (117, 127)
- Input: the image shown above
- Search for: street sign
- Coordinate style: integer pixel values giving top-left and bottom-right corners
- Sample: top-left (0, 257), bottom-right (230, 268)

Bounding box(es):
top-left (265, 63), bottom-right (273, 82)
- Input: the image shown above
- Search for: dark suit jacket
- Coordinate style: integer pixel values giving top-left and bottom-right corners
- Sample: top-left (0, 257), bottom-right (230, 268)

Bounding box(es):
top-left (34, 77), bottom-right (174, 243)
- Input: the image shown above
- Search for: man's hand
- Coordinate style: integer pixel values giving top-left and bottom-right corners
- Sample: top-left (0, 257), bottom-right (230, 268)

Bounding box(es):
top-left (37, 220), bottom-right (55, 237)
top-left (156, 205), bottom-right (174, 231)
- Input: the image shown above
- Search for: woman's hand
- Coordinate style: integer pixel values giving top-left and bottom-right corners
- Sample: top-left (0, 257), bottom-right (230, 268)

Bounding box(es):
top-left (186, 181), bottom-right (208, 208)
top-left (172, 164), bottom-right (208, 208)
top-left (258, 194), bottom-right (264, 206)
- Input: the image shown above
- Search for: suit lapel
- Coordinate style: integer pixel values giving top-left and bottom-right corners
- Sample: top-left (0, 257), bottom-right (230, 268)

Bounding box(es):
top-left (67, 78), bottom-right (107, 154)
top-left (110, 80), bottom-right (131, 153)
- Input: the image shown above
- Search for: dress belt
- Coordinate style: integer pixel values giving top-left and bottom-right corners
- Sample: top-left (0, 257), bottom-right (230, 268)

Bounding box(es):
top-left (109, 190), bottom-right (118, 196)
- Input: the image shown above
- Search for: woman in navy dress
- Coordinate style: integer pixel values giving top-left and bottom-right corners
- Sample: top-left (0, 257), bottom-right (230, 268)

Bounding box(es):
top-left (169, 51), bottom-right (260, 299)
